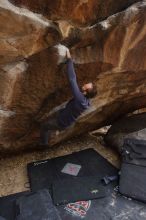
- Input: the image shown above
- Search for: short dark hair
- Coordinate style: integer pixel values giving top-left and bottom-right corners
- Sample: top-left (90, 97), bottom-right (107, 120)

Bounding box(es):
top-left (85, 83), bottom-right (97, 99)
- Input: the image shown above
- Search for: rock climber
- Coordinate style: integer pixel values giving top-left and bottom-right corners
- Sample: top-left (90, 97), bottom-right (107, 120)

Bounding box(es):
top-left (40, 48), bottom-right (97, 146)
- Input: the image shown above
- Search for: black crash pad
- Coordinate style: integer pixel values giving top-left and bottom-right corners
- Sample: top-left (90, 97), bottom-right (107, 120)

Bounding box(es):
top-left (53, 176), bottom-right (109, 205)
top-left (0, 192), bottom-right (28, 220)
top-left (0, 190), bottom-right (61, 220)
top-left (0, 217), bottom-right (6, 220)
top-left (15, 189), bottom-right (61, 220)
top-left (27, 148), bottom-right (118, 192)
top-left (57, 189), bottom-right (146, 220)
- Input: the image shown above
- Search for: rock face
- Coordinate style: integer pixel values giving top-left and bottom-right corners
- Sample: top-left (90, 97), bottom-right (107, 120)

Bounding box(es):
top-left (104, 113), bottom-right (146, 153)
top-left (10, 0), bottom-right (140, 25)
top-left (0, 0), bottom-right (146, 153)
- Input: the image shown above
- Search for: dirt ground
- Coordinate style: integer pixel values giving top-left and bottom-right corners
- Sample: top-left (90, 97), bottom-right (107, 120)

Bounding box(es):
top-left (0, 132), bottom-right (120, 197)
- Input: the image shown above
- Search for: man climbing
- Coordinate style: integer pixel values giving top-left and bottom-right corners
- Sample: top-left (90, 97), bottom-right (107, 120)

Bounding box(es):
top-left (40, 49), bottom-right (97, 146)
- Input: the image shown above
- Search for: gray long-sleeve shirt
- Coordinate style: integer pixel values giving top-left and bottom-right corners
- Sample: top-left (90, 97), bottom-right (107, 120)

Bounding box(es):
top-left (57, 59), bottom-right (90, 129)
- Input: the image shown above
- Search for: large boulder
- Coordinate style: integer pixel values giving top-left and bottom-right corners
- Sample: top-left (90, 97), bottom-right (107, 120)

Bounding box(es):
top-left (0, 0), bottom-right (146, 153)
top-left (104, 113), bottom-right (146, 153)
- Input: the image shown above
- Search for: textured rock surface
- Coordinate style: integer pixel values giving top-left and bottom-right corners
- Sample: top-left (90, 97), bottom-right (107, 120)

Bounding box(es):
top-left (0, 0), bottom-right (62, 65)
top-left (104, 113), bottom-right (146, 153)
top-left (0, 0), bottom-right (146, 153)
top-left (10, 0), bottom-right (140, 25)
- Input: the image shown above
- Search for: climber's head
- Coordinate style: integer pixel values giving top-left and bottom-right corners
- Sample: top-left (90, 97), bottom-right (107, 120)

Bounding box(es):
top-left (82, 82), bottom-right (97, 99)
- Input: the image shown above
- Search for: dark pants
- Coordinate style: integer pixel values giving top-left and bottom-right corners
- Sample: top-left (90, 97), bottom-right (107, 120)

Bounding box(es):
top-left (40, 116), bottom-right (62, 145)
